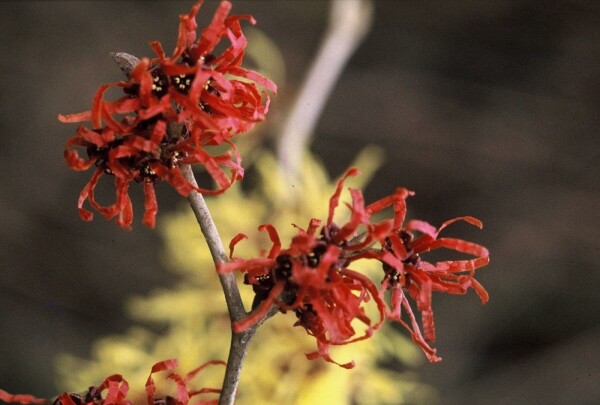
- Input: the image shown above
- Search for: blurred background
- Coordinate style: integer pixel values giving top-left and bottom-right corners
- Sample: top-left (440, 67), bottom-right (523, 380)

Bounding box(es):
top-left (1, 0), bottom-right (599, 403)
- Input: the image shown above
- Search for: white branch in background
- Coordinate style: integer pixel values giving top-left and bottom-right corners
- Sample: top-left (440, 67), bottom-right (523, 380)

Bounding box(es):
top-left (277, 0), bottom-right (374, 183)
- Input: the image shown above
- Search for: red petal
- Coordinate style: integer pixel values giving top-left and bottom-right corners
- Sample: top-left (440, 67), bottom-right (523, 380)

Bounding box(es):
top-left (470, 278), bottom-right (490, 303)
top-left (64, 137), bottom-right (98, 171)
top-left (188, 70), bottom-right (213, 106)
top-left (114, 178), bottom-right (133, 231)
top-left (149, 40), bottom-right (166, 60)
top-left (436, 215), bottom-right (483, 236)
top-left (421, 308), bottom-right (436, 342)
top-left (306, 218), bottom-right (321, 236)
top-left (232, 282), bottom-right (284, 332)
top-left (396, 289), bottom-right (442, 362)
top-left (327, 167), bottom-right (360, 227)
top-left (0, 389), bottom-right (47, 404)
top-left (196, 1), bottom-right (232, 56)
top-left (392, 188), bottom-right (413, 229)
top-left (193, 148), bottom-right (234, 190)
top-left (77, 167), bottom-right (104, 222)
top-left (142, 182), bottom-right (158, 229)
top-left (406, 219), bottom-right (437, 238)
top-left (91, 83), bottom-right (120, 129)
top-left (137, 94), bottom-right (173, 122)
top-left (305, 340), bottom-right (355, 369)
top-left (145, 359), bottom-right (179, 405)
top-left (424, 237), bottom-right (489, 260)
top-left (216, 257), bottom-right (274, 274)
top-left (99, 375), bottom-right (129, 405)
top-left (333, 188), bottom-right (369, 244)
top-left (228, 233), bottom-right (248, 258)
top-left (58, 111), bottom-right (92, 124)
top-left (165, 372), bottom-right (189, 405)
top-left (56, 394), bottom-right (77, 405)
top-left (224, 66), bottom-right (277, 94)
top-left (184, 360), bottom-right (226, 383)
top-left (258, 224), bottom-right (281, 258)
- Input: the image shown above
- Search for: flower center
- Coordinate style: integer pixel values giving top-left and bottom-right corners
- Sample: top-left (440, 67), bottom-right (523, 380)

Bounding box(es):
top-left (171, 74), bottom-right (194, 94)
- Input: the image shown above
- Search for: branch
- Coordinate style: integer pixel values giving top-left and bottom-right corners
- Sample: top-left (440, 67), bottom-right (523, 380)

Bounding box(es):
top-left (276, 0), bottom-right (374, 183)
top-left (179, 165), bottom-right (246, 316)
top-left (179, 165), bottom-right (251, 405)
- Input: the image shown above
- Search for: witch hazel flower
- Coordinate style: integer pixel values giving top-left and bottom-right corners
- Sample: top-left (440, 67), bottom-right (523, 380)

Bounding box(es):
top-left (0, 359), bottom-right (224, 405)
top-left (0, 375), bottom-right (121, 404)
top-left (218, 168), bottom-right (387, 368)
top-left (365, 187), bottom-right (490, 362)
top-left (59, 0), bottom-right (276, 230)
top-left (219, 167), bottom-right (490, 366)
top-left (145, 0), bottom-right (277, 136)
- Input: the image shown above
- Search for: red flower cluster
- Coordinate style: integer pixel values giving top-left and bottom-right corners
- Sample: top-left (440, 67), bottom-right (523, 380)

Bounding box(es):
top-left (0, 359), bottom-right (224, 405)
top-left (218, 168), bottom-right (490, 366)
top-left (219, 169), bottom-right (386, 368)
top-left (59, 0), bottom-right (276, 229)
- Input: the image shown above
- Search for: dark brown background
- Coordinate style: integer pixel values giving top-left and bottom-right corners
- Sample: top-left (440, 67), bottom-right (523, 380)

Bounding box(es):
top-left (1, 1), bottom-right (599, 403)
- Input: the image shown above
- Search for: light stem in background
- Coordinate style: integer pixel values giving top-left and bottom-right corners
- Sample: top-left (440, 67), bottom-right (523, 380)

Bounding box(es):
top-left (276, 0), bottom-right (374, 183)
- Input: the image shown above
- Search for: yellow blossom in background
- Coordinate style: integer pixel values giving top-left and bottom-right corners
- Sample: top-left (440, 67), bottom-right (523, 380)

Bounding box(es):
top-left (55, 148), bottom-right (436, 404)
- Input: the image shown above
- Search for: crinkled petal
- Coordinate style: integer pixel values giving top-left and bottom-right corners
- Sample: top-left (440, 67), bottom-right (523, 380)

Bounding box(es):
top-left (77, 167), bottom-right (103, 222)
top-left (258, 223), bottom-right (281, 258)
top-left (0, 389), bottom-right (47, 405)
top-left (196, 0), bottom-right (231, 56)
top-left (232, 281), bottom-right (284, 332)
top-left (333, 188), bottom-right (369, 244)
top-left (142, 182), bottom-right (158, 229)
top-left (228, 233), bottom-right (248, 258)
top-left (58, 111), bottom-right (92, 124)
top-left (327, 167), bottom-right (360, 226)
top-left (99, 375), bottom-right (129, 405)
top-left (145, 359), bottom-right (179, 405)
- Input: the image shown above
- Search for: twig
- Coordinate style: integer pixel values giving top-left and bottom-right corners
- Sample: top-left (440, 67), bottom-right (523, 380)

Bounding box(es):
top-left (179, 166), bottom-right (245, 317)
top-left (276, 0), bottom-right (374, 183)
top-left (179, 165), bottom-right (251, 405)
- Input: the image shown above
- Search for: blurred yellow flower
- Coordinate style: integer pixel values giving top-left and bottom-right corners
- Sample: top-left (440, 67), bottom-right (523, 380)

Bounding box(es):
top-left (55, 148), bottom-right (436, 404)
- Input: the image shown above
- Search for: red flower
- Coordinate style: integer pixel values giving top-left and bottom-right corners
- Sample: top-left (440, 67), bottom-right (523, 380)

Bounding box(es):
top-left (145, 359), bottom-right (225, 405)
top-left (0, 374), bottom-right (129, 405)
top-left (59, 0), bottom-right (276, 229)
top-left (147, 0), bottom-right (277, 136)
top-left (220, 167), bottom-right (490, 366)
top-left (219, 169), bottom-right (386, 368)
top-left (365, 188), bottom-right (490, 362)
top-left (0, 359), bottom-right (224, 405)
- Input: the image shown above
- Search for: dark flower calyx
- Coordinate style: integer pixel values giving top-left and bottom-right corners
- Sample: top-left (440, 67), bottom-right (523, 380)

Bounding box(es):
top-left (383, 263), bottom-right (410, 288)
top-left (383, 230), bottom-right (420, 265)
top-left (182, 48), bottom-right (216, 66)
top-left (153, 396), bottom-right (177, 405)
top-left (151, 70), bottom-right (169, 97)
top-left (52, 386), bottom-right (102, 405)
top-left (307, 242), bottom-right (327, 268)
top-left (274, 254), bottom-right (293, 280)
top-left (171, 73), bottom-right (194, 94)
top-left (403, 252), bottom-right (420, 265)
top-left (295, 303), bottom-right (316, 318)
top-left (399, 229), bottom-right (412, 245)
